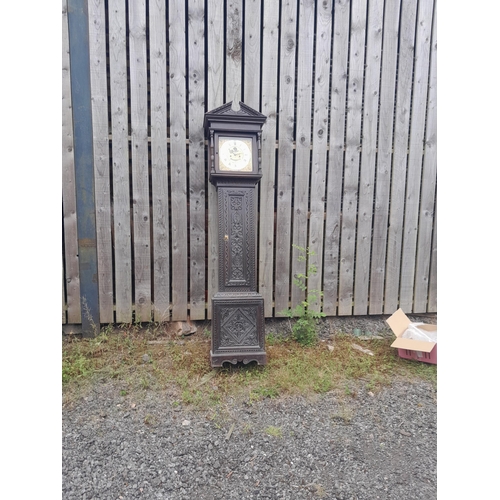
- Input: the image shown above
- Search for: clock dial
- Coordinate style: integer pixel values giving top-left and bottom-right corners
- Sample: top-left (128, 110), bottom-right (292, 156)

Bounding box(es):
top-left (218, 137), bottom-right (253, 172)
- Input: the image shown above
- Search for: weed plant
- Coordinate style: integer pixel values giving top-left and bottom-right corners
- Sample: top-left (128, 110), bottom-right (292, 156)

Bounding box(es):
top-left (280, 245), bottom-right (326, 346)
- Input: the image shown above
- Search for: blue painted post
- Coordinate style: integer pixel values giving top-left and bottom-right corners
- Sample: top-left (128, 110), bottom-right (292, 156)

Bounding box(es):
top-left (67, 0), bottom-right (100, 336)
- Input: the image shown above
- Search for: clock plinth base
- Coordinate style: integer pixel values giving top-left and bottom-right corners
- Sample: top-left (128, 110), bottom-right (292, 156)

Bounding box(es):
top-left (210, 293), bottom-right (267, 368)
top-left (210, 350), bottom-right (267, 368)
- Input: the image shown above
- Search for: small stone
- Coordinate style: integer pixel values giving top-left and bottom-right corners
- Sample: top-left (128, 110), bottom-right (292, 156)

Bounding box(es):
top-left (142, 354), bottom-right (150, 363)
top-left (175, 320), bottom-right (197, 336)
top-left (182, 420), bottom-right (190, 426)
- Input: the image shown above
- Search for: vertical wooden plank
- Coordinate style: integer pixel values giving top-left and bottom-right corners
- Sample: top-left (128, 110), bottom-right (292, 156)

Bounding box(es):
top-left (168, 0), bottom-right (188, 320)
top-left (129, 0), bottom-right (151, 322)
top-left (243, 0), bottom-right (262, 110)
top-left (258, 0), bottom-right (280, 316)
top-left (62, 0), bottom-right (82, 324)
top-left (62, 260), bottom-right (67, 324)
top-left (207, 0), bottom-right (224, 108)
top-left (207, 0), bottom-right (224, 319)
top-left (150, 0), bottom-right (170, 322)
top-left (323, 0), bottom-right (350, 316)
top-left (399, 0), bottom-right (434, 312)
top-left (352, 0), bottom-right (384, 315)
top-left (291, 0), bottom-right (315, 311)
top-left (384, 0), bottom-right (418, 314)
top-left (226, 0), bottom-right (243, 104)
top-left (427, 199), bottom-right (437, 312)
top-left (307, 0), bottom-right (332, 313)
top-left (188, 0), bottom-right (207, 320)
top-left (338, 0), bottom-right (367, 316)
top-left (368, 0), bottom-right (401, 314)
top-left (109, 0), bottom-right (132, 323)
top-left (414, 2), bottom-right (437, 312)
top-left (274, 0), bottom-right (298, 316)
top-left (67, 0), bottom-right (101, 335)
top-left (88, 0), bottom-right (113, 323)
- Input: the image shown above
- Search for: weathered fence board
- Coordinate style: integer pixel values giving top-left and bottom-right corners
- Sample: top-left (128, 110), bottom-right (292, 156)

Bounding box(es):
top-left (206, 0), bottom-right (225, 319)
top-left (226, 0), bottom-right (243, 104)
top-left (323, 0), bottom-right (350, 316)
top-left (67, 0), bottom-right (101, 334)
top-left (88, 0), bottom-right (113, 323)
top-left (62, 0), bottom-right (81, 324)
top-left (338, 0), bottom-right (367, 316)
top-left (169, 0), bottom-right (189, 321)
top-left (129, 0), bottom-right (152, 322)
top-left (258, 0), bottom-right (280, 317)
top-left (109, 0), bottom-right (133, 323)
top-left (150, 0), bottom-right (170, 322)
top-left (63, 0), bottom-right (438, 326)
top-left (428, 201), bottom-right (437, 312)
top-left (353, 0), bottom-right (384, 315)
top-left (243, 0), bottom-right (262, 110)
top-left (274, 0), bottom-right (298, 316)
top-left (385, 0), bottom-right (418, 314)
top-left (399, 0), bottom-right (434, 312)
top-left (291, 0), bottom-right (315, 312)
top-left (307, 0), bottom-right (333, 313)
top-left (369, 0), bottom-right (401, 314)
top-left (414, 3), bottom-right (437, 313)
top-left (188, 0), bottom-right (207, 320)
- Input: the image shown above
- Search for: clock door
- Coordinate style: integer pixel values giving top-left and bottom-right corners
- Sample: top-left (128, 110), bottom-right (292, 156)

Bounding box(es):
top-left (218, 186), bottom-right (257, 291)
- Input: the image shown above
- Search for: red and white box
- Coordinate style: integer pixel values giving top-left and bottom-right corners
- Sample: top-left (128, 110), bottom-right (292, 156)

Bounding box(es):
top-left (386, 309), bottom-right (437, 365)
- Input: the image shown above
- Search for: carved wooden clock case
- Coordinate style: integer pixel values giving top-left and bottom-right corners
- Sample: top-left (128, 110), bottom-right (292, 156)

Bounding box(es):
top-left (204, 102), bottom-right (267, 367)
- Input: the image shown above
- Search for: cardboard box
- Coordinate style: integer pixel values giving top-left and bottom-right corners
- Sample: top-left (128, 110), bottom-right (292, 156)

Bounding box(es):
top-left (386, 309), bottom-right (437, 364)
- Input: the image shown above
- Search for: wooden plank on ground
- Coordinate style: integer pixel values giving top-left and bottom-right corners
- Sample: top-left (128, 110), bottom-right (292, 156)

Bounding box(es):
top-left (274, 0), bottom-right (298, 316)
top-left (414, 3), bottom-right (437, 313)
top-left (226, 0), bottom-right (243, 104)
top-left (169, 0), bottom-right (189, 320)
top-left (307, 0), bottom-right (333, 313)
top-left (88, 0), bottom-right (113, 323)
top-left (323, 0), bottom-right (350, 316)
top-left (384, 0), bottom-right (418, 314)
top-left (150, 0), bottom-right (170, 322)
top-left (338, 0), bottom-right (367, 316)
top-left (109, 0), bottom-right (132, 323)
top-left (243, 0), bottom-right (262, 110)
top-left (399, 0), bottom-right (434, 312)
top-left (291, 0), bottom-right (315, 311)
top-left (368, 0), bottom-right (401, 314)
top-left (353, 0), bottom-right (384, 315)
top-left (188, 0), bottom-right (207, 320)
top-left (258, 0), bottom-right (280, 316)
top-left (62, 0), bottom-right (81, 324)
top-left (206, 0), bottom-right (224, 318)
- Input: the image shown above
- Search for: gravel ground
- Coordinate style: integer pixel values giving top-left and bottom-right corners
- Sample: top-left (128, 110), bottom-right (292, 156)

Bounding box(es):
top-left (62, 315), bottom-right (437, 500)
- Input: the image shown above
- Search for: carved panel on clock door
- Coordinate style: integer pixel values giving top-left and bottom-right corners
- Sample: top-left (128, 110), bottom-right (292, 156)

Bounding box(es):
top-left (219, 187), bottom-right (255, 290)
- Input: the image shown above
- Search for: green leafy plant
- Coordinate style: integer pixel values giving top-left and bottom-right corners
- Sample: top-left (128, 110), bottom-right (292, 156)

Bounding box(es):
top-left (280, 245), bottom-right (325, 346)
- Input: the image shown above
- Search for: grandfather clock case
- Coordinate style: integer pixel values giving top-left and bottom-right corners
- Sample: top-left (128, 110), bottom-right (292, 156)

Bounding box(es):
top-left (204, 102), bottom-right (267, 367)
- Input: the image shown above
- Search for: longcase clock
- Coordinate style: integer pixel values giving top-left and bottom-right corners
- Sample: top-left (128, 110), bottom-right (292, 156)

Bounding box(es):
top-left (204, 102), bottom-right (267, 367)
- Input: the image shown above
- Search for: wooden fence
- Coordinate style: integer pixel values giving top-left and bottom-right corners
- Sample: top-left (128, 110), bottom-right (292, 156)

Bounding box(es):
top-left (62, 0), bottom-right (437, 327)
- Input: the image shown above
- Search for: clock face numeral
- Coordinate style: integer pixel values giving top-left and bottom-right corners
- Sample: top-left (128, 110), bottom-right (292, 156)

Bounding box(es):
top-left (219, 137), bottom-right (253, 172)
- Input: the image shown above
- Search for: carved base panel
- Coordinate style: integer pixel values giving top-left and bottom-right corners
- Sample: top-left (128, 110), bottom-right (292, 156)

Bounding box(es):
top-left (211, 293), bottom-right (267, 367)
